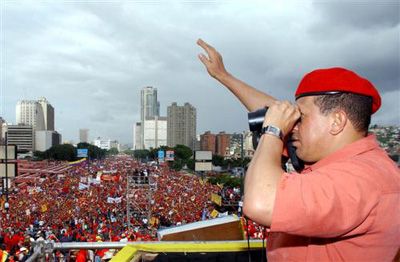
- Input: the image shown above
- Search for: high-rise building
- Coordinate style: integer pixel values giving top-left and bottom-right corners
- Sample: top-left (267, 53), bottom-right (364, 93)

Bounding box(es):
top-left (141, 86), bottom-right (160, 122)
top-left (16, 98), bottom-right (54, 131)
top-left (167, 102), bottom-right (197, 149)
top-left (136, 86), bottom-right (162, 149)
top-left (79, 129), bottom-right (89, 143)
top-left (16, 100), bottom-right (45, 131)
top-left (216, 131), bottom-right (230, 157)
top-left (38, 97), bottom-right (55, 130)
top-left (143, 116), bottom-right (167, 149)
top-left (200, 131), bottom-right (216, 154)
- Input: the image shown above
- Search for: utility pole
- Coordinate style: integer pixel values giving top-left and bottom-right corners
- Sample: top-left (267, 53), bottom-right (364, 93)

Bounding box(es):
top-left (4, 132), bottom-right (9, 213)
top-left (240, 132), bottom-right (244, 197)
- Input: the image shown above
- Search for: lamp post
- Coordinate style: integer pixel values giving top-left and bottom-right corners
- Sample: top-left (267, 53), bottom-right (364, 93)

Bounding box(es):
top-left (240, 132), bottom-right (244, 197)
top-left (4, 132), bottom-right (9, 212)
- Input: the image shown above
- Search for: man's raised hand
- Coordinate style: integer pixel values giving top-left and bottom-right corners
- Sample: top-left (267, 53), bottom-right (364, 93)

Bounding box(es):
top-left (197, 39), bottom-right (229, 80)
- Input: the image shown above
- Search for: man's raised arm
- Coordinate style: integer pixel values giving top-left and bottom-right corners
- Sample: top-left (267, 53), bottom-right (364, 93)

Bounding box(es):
top-left (197, 38), bottom-right (276, 112)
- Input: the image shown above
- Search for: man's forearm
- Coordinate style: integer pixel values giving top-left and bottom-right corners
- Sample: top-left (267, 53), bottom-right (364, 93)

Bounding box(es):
top-left (217, 73), bottom-right (276, 112)
top-left (243, 134), bottom-right (284, 226)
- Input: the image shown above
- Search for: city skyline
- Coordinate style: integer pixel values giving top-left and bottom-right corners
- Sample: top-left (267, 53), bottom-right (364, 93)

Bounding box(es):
top-left (1, 1), bottom-right (399, 144)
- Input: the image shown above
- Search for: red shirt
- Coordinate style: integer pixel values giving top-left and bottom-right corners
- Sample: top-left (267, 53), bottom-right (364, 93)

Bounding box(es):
top-left (76, 249), bottom-right (87, 262)
top-left (269, 135), bottom-right (400, 261)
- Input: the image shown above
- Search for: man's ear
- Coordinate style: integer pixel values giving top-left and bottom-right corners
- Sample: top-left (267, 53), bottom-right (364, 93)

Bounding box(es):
top-left (330, 110), bottom-right (347, 135)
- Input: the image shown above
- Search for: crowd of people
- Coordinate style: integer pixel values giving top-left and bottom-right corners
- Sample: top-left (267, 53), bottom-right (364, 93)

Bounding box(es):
top-left (0, 156), bottom-right (265, 261)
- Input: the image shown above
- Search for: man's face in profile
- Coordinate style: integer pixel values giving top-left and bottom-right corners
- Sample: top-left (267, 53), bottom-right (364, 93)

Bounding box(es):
top-left (291, 96), bottom-right (332, 163)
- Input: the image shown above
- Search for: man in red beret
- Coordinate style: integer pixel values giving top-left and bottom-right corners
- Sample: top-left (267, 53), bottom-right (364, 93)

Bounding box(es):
top-left (197, 39), bottom-right (400, 261)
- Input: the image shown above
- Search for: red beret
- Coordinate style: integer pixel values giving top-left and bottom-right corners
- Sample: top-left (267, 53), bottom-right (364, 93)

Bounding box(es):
top-left (295, 67), bottom-right (381, 114)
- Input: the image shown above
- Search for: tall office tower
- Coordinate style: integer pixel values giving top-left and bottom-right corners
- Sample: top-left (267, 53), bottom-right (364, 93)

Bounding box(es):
top-left (38, 97), bottom-right (55, 130)
top-left (138, 86), bottom-right (161, 149)
top-left (216, 131), bottom-right (230, 157)
top-left (167, 102), bottom-right (197, 149)
top-left (16, 100), bottom-right (45, 130)
top-left (141, 86), bottom-right (160, 121)
top-left (200, 131), bottom-right (216, 154)
top-left (79, 129), bottom-right (89, 143)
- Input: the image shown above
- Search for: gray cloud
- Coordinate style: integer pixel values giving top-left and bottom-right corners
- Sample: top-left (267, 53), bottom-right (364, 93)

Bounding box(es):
top-left (313, 1), bottom-right (399, 30)
top-left (2, 1), bottom-right (399, 145)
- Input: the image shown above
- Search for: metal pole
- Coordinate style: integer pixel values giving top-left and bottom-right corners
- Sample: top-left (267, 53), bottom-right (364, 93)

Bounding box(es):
top-left (240, 133), bottom-right (244, 199)
top-left (127, 170), bottom-right (130, 229)
top-left (4, 132), bottom-right (8, 205)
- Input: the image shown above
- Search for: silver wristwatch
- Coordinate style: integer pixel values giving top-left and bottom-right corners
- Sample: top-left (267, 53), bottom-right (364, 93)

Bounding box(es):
top-left (261, 125), bottom-right (284, 140)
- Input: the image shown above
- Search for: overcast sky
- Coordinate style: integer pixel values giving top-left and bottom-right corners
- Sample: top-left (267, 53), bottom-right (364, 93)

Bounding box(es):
top-left (1, 0), bottom-right (399, 145)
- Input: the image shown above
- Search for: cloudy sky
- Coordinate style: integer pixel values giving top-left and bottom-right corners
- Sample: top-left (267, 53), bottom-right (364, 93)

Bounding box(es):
top-left (1, 0), bottom-right (399, 145)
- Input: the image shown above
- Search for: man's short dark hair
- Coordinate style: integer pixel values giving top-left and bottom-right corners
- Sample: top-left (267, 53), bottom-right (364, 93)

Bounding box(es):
top-left (313, 93), bottom-right (372, 133)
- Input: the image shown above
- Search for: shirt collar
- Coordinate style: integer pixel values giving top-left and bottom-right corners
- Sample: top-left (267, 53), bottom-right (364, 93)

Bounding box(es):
top-left (305, 134), bottom-right (380, 172)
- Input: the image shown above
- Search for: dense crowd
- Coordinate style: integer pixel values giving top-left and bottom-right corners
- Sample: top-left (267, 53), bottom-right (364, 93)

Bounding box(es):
top-left (0, 156), bottom-right (265, 261)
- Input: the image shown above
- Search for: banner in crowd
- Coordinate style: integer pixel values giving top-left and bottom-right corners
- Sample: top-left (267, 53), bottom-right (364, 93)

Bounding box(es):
top-left (68, 158), bottom-right (87, 166)
top-left (150, 217), bottom-right (159, 226)
top-left (107, 196), bottom-right (122, 203)
top-left (27, 186), bottom-right (43, 194)
top-left (78, 182), bottom-right (89, 190)
top-left (210, 209), bottom-right (219, 218)
top-left (199, 177), bottom-right (208, 185)
top-left (165, 150), bottom-right (174, 161)
top-left (211, 193), bottom-right (222, 206)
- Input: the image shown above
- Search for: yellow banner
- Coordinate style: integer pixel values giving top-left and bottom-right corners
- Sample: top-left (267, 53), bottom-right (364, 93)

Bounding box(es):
top-left (211, 193), bottom-right (222, 206)
top-left (68, 158), bottom-right (87, 165)
top-left (150, 217), bottom-right (159, 226)
top-left (41, 204), bottom-right (48, 213)
top-left (210, 209), bottom-right (219, 218)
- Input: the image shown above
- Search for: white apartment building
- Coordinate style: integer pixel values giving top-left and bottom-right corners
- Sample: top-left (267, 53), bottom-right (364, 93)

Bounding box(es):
top-left (16, 100), bottom-right (45, 131)
top-left (143, 116), bottom-right (167, 149)
top-left (35, 130), bottom-right (62, 152)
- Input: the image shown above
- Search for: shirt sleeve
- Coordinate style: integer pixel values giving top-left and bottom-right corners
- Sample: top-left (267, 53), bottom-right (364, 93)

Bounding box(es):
top-left (270, 161), bottom-right (379, 238)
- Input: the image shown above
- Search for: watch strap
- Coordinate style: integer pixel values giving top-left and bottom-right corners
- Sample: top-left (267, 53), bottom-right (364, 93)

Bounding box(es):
top-left (261, 125), bottom-right (284, 140)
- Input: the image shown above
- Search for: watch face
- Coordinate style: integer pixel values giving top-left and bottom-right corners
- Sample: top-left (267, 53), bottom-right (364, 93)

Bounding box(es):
top-left (269, 126), bottom-right (278, 133)
top-left (262, 125), bottom-right (282, 140)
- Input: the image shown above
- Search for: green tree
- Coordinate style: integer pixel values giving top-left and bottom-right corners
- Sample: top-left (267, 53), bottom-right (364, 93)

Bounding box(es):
top-left (170, 158), bottom-right (184, 171)
top-left (33, 151), bottom-right (46, 161)
top-left (174, 144), bottom-right (193, 161)
top-left (133, 149), bottom-right (150, 160)
top-left (124, 149), bottom-right (135, 156)
top-left (208, 173), bottom-right (241, 188)
top-left (46, 144), bottom-right (76, 161)
top-left (212, 155), bottom-right (226, 168)
top-left (186, 158), bottom-right (195, 170)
